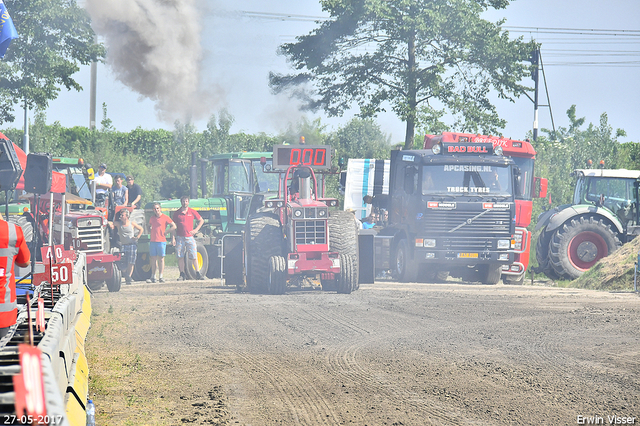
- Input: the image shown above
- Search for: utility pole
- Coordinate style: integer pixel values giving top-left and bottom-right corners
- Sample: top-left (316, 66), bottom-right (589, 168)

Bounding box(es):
top-left (90, 61), bottom-right (97, 129)
top-left (531, 48), bottom-right (540, 141)
top-left (22, 97), bottom-right (29, 154)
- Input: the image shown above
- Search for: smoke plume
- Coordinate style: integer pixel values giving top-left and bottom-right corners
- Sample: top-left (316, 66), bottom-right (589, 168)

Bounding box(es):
top-left (84, 0), bottom-right (222, 125)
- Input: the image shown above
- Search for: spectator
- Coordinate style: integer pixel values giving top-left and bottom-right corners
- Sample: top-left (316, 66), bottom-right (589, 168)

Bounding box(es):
top-left (490, 169), bottom-right (502, 191)
top-left (109, 209), bottom-right (143, 285)
top-left (126, 176), bottom-right (143, 208)
top-left (381, 209), bottom-right (389, 226)
top-left (94, 163), bottom-right (112, 207)
top-left (112, 175), bottom-right (128, 206)
top-left (0, 217), bottom-right (30, 338)
top-left (147, 202), bottom-right (176, 283)
top-left (172, 196), bottom-right (205, 281)
top-left (362, 215), bottom-right (377, 229)
top-left (346, 208), bottom-right (363, 229)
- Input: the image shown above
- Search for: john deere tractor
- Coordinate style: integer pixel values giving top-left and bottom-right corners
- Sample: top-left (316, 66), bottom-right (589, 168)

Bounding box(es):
top-left (535, 168), bottom-right (640, 280)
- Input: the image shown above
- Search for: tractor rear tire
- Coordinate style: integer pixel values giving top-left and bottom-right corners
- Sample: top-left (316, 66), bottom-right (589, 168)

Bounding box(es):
top-left (7, 215), bottom-right (33, 243)
top-left (185, 242), bottom-right (209, 280)
top-left (132, 251), bottom-right (153, 281)
top-left (106, 263), bottom-right (122, 292)
top-left (549, 216), bottom-right (620, 280)
top-left (535, 229), bottom-right (560, 280)
top-left (392, 239), bottom-right (418, 282)
top-left (328, 210), bottom-right (359, 287)
top-left (268, 255), bottom-right (287, 295)
top-left (245, 213), bottom-right (283, 294)
top-left (337, 254), bottom-right (356, 294)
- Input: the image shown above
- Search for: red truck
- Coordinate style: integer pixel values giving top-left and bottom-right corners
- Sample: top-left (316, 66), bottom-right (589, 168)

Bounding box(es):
top-left (424, 132), bottom-right (548, 284)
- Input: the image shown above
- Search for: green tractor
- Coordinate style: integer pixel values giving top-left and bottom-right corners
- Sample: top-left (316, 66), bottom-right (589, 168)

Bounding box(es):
top-left (535, 168), bottom-right (640, 280)
top-left (141, 151), bottom-right (280, 283)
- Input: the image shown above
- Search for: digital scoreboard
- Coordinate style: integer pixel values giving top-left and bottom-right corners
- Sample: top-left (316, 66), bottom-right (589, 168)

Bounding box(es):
top-left (272, 145), bottom-right (332, 170)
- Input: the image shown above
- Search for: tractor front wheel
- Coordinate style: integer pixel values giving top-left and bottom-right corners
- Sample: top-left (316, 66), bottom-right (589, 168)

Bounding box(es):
top-left (268, 255), bottom-right (287, 295)
top-left (245, 213), bottom-right (283, 294)
top-left (337, 254), bottom-right (356, 294)
top-left (549, 216), bottom-right (621, 280)
top-left (106, 263), bottom-right (122, 292)
top-left (392, 239), bottom-right (418, 282)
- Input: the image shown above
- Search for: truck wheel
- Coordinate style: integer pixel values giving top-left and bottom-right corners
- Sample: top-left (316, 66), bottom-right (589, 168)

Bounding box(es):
top-left (480, 264), bottom-right (502, 285)
top-left (268, 255), bottom-right (287, 295)
top-left (106, 263), bottom-right (122, 292)
top-left (185, 243), bottom-right (209, 280)
top-left (392, 239), bottom-right (418, 282)
top-left (321, 277), bottom-right (337, 291)
top-left (337, 254), bottom-right (356, 294)
top-left (7, 215), bottom-right (33, 243)
top-left (245, 213), bottom-right (283, 294)
top-left (328, 211), bottom-right (359, 286)
top-left (205, 246), bottom-right (221, 279)
top-left (535, 229), bottom-right (560, 280)
top-left (549, 216), bottom-right (621, 280)
top-left (132, 252), bottom-right (152, 281)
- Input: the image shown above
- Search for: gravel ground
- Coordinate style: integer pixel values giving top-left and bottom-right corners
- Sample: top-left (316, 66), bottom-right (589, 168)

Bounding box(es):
top-left (86, 270), bottom-right (640, 425)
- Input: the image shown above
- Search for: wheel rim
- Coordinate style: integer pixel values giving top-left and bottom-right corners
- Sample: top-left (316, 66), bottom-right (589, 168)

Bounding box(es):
top-left (196, 251), bottom-right (203, 271)
top-left (567, 231), bottom-right (608, 270)
top-left (140, 253), bottom-right (151, 273)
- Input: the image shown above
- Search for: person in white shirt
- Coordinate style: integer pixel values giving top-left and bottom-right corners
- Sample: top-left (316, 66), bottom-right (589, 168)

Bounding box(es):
top-left (94, 163), bottom-right (113, 207)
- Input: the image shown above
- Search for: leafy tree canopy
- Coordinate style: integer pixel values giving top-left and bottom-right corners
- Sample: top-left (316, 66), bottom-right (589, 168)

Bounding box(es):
top-left (0, 0), bottom-right (105, 124)
top-left (270, 0), bottom-right (536, 149)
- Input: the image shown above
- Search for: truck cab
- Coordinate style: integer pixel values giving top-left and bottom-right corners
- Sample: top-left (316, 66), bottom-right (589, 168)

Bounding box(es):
top-left (368, 142), bottom-right (518, 284)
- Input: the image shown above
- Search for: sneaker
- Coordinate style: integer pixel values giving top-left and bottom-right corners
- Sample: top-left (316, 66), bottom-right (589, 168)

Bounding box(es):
top-left (125, 277), bottom-right (132, 285)
top-left (158, 278), bottom-right (165, 283)
top-left (146, 278), bottom-right (156, 283)
top-left (196, 272), bottom-right (205, 281)
top-left (177, 273), bottom-right (186, 281)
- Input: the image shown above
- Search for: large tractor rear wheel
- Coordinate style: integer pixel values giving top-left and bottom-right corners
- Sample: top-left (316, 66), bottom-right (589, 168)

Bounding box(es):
top-left (132, 251), bottom-right (153, 281)
top-left (549, 216), bottom-right (621, 280)
top-left (392, 239), bottom-right (418, 282)
top-left (535, 229), bottom-right (560, 280)
top-left (328, 210), bottom-right (359, 289)
top-left (245, 213), bottom-right (283, 294)
top-left (185, 242), bottom-right (209, 280)
top-left (7, 215), bottom-right (33, 243)
top-left (268, 255), bottom-right (287, 295)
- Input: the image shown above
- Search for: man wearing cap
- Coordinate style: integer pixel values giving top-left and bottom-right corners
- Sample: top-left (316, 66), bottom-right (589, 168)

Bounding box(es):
top-left (126, 176), bottom-right (143, 209)
top-left (94, 163), bottom-right (112, 207)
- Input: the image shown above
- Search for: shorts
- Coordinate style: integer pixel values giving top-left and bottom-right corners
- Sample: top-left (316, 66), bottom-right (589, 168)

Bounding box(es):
top-left (175, 236), bottom-right (197, 260)
top-left (150, 241), bottom-right (167, 257)
top-left (121, 244), bottom-right (138, 266)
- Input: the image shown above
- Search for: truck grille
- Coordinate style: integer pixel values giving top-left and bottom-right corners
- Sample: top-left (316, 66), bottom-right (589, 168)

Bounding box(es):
top-left (77, 221), bottom-right (104, 252)
top-left (294, 220), bottom-right (327, 245)
top-left (424, 209), bottom-right (512, 237)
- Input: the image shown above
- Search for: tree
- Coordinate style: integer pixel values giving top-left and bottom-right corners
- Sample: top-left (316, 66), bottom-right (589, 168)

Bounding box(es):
top-left (326, 117), bottom-right (391, 161)
top-left (0, 0), bottom-right (105, 125)
top-left (270, 0), bottom-right (536, 150)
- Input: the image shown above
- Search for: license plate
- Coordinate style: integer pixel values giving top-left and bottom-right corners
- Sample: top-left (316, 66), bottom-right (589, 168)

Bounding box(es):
top-left (457, 253), bottom-right (478, 258)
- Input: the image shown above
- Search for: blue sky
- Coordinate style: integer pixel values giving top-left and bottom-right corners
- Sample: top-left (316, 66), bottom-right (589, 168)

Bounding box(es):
top-left (30, 1), bottom-right (640, 144)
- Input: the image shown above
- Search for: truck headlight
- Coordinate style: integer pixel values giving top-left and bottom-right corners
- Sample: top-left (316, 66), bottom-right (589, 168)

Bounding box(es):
top-left (431, 143), bottom-right (441, 155)
top-left (497, 239), bottom-right (510, 249)
top-left (498, 253), bottom-right (509, 261)
top-left (424, 239), bottom-right (436, 248)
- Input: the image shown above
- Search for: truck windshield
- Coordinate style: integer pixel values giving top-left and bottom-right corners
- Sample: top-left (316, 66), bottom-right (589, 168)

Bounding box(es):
top-left (422, 164), bottom-right (512, 197)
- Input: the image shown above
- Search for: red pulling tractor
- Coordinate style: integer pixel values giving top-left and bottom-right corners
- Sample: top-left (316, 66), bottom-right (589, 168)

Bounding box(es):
top-left (243, 145), bottom-right (359, 294)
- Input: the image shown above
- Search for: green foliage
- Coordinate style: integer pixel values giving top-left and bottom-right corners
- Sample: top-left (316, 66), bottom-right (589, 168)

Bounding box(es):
top-left (325, 117), bottom-right (391, 161)
top-left (270, 0), bottom-right (535, 149)
top-left (0, 0), bottom-right (105, 125)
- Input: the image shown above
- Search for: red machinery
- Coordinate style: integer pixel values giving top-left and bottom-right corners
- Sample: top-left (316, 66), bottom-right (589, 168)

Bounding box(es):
top-left (424, 132), bottom-right (548, 284)
top-left (243, 145), bottom-right (359, 294)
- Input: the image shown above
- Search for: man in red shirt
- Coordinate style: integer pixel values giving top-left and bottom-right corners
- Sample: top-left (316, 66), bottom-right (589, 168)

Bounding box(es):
top-left (147, 203), bottom-right (176, 283)
top-left (0, 217), bottom-right (30, 338)
top-left (172, 196), bottom-right (204, 281)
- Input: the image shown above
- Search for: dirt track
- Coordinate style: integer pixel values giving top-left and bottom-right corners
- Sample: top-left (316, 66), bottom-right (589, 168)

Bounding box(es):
top-left (87, 275), bottom-right (640, 425)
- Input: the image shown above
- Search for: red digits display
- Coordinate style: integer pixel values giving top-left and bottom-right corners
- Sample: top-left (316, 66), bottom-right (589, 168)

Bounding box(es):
top-left (273, 145), bottom-right (331, 170)
top-left (288, 148), bottom-right (326, 166)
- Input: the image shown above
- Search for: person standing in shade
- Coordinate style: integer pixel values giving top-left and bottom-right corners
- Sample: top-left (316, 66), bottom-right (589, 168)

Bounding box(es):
top-left (0, 217), bottom-right (30, 338)
top-left (109, 209), bottom-right (143, 285)
top-left (126, 176), bottom-right (143, 208)
top-left (147, 203), bottom-right (176, 283)
top-left (172, 196), bottom-right (204, 281)
top-left (94, 163), bottom-right (112, 207)
top-left (112, 175), bottom-right (128, 206)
